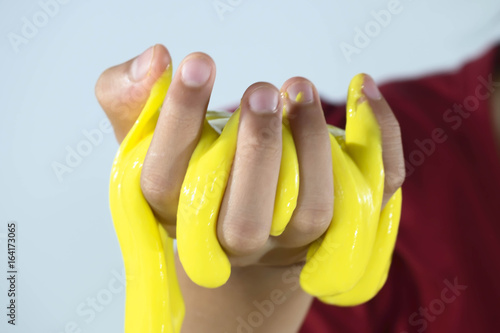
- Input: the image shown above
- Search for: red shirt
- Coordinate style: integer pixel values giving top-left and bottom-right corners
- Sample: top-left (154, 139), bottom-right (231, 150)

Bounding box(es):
top-left (301, 45), bottom-right (500, 332)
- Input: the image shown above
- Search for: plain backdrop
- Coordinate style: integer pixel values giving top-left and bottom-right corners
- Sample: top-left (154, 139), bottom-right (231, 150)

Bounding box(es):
top-left (1, 0), bottom-right (500, 332)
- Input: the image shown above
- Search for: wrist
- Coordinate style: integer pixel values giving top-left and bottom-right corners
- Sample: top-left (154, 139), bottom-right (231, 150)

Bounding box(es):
top-left (176, 254), bottom-right (314, 332)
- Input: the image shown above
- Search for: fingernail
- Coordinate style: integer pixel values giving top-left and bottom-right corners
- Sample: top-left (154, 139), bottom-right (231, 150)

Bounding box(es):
top-left (249, 86), bottom-right (279, 114)
top-left (363, 75), bottom-right (382, 100)
top-left (130, 46), bottom-right (154, 82)
top-left (181, 56), bottom-right (212, 87)
top-left (286, 81), bottom-right (314, 104)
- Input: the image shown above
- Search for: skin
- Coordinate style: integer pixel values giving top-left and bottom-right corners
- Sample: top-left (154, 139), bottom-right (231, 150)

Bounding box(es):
top-left (94, 44), bottom-right (418, 332)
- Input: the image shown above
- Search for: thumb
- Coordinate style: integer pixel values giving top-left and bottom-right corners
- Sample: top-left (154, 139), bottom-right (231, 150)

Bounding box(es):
top-left (95, 44), bottom-right (171, 142)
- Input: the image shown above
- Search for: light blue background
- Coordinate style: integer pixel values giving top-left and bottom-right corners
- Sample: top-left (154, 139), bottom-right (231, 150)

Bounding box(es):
top-left (1, 0), bottom-right (500, 332)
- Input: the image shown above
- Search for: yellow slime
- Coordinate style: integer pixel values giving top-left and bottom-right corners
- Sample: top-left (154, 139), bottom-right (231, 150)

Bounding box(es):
top-left (109, 70), bottom-right (402, 332)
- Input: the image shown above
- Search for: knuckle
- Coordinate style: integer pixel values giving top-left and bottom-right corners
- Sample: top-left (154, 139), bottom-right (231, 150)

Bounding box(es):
top-left (140, 171), bottom-right (175, 207)
top-left (95, 68), bottom-right (149, 117)
top-left (297, 130), bottom-right (329, 143)
top-left (167, 109), bottom-right (200, 131)
top-left (292, 202), bottom-right (333, 236)
top-left (220, 216), bottom-right (268, 255)
top-left (161, 98), bottom-right (204, 131)
top-left (238, 134), bottom-right (281, 160)
top-left (127, 84), bottom-right (150, 105)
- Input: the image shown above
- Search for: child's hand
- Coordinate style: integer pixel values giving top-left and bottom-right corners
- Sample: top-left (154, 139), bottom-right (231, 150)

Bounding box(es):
top-left (95, 44), bottom-right (405, 332)
top-left (95, 44), bottom-right (405, 268)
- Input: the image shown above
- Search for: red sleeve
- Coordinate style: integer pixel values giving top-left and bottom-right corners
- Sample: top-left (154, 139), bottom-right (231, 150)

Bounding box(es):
top-left (301, 44), bottom-right (500, 333)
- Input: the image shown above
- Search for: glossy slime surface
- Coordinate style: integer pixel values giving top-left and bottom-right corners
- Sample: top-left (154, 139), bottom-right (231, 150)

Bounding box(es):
top-left (109, 70), bottom-right (402, 332)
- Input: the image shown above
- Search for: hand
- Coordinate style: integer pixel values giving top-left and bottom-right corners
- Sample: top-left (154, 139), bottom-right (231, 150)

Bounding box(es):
top-left (95, 44), bottom-right (405, 332)
top-left (95, 44), bottom-right (405, 267)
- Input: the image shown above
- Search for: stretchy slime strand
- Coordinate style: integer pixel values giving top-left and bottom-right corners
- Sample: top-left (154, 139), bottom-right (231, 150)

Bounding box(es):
top-left (109, 67), bottom-right (184, 332)
top-left (109, 71), bottom-right (402, 332)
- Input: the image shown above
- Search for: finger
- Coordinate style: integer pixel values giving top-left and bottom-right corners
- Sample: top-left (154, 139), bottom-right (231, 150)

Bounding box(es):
top-left (95, 44), bottom-right (171, 142)
top-left (217, 83), bottom-right (283, 255)
top-left (276, 78), bottom-right (334, 247)
top-left (140, 52), bottom-right (216, 234)
top-left (362, 74), bottom-right (405, 208)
